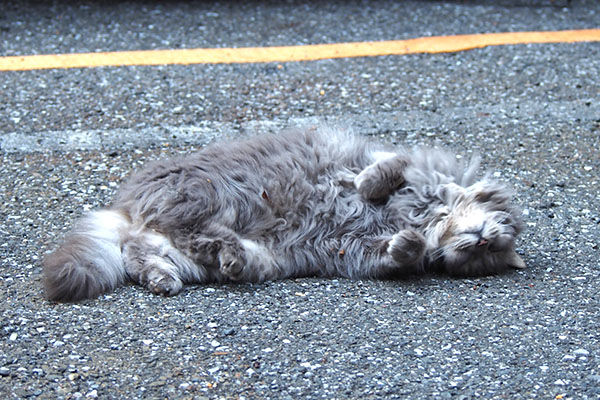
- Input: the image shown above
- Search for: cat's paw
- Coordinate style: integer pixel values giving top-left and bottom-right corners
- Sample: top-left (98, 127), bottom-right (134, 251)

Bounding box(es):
top-left (354, 166), bottom-right (389, 200)
top-left (219, 245), bottom-right (246, 281)
top-left (387, 230), bottom-right (426, 265)
top-left (146, 267), bottom-right (183, 296)
top-left (192, 237), bottom-right (222, 260)
top-left (354, 156), bottom-right (407, 200)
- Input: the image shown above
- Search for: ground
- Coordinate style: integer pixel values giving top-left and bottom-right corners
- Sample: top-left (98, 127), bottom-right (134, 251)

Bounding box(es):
top-left (1, 1), bottom-right (599, 399)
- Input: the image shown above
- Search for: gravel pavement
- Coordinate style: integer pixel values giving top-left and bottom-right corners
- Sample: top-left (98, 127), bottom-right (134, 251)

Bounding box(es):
top-left (1, 1), bottom-right (599, 399)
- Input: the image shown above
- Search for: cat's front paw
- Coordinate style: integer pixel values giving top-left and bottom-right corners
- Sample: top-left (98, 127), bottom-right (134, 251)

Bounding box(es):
top-left (387, 230), bottom-right (426, 265)
top-left (354, 166), bottom-right (389, 200)
top-left (354, 156), bottom-right (407, 200)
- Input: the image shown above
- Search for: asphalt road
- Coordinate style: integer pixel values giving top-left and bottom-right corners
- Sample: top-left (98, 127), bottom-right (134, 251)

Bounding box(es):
top-left (1, 1), bottom-right (599, 399)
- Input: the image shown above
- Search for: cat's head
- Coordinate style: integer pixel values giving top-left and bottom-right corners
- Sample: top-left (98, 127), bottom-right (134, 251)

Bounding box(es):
top-left (425, 180), bottom-right (525, 276)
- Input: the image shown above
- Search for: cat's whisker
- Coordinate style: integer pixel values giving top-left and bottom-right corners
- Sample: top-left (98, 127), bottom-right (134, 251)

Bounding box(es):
top-left (428, 247), bottom-right (446, 261)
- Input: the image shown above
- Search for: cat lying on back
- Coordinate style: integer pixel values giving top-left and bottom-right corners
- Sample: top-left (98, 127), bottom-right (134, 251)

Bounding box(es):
top-left (43, 125), bottom-right (525, 302)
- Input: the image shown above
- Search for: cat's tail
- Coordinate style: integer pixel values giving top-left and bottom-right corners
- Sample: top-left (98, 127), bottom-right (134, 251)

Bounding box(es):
top-left (42, 209), bottom-right (131, 302)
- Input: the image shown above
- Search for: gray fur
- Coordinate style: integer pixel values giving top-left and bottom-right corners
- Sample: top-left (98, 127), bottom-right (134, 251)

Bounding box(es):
top-left (43, 125), bottom-right (524, 302)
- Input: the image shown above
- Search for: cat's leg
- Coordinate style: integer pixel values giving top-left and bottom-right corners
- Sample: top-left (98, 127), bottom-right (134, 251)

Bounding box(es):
top-left (183, 224), bottom-right (281, 283)
top-left (355, 152), bottom-right (408, 200)
top-left (122, 229), bottom-right (208, 296)
top-left (341, 229), bottom-right (426, 278)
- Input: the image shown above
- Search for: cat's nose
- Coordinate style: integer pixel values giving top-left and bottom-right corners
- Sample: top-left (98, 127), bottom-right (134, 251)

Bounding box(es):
top-left (477, 238), bottom-right (489, 247)
top-left (470, 222), bottom-right (487, 246)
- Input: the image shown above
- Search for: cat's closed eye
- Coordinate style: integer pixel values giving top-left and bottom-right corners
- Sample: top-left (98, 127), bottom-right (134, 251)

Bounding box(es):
top-left (474, 191), bottom-right (495, 203)
top-left (472, 187), bottom-right (511, 208)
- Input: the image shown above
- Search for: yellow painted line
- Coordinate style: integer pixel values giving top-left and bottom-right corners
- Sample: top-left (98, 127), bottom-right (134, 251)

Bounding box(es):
top-left (1, 29), bottom-right (599, 71)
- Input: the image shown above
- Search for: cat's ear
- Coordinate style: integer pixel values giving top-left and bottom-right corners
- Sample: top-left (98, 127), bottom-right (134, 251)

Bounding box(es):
top-left (507, 250), bottom-right (526, 269)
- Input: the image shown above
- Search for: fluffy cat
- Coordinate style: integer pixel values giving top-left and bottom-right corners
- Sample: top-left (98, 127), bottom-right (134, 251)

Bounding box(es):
top-left (43, 125), bottom-right (525, 302)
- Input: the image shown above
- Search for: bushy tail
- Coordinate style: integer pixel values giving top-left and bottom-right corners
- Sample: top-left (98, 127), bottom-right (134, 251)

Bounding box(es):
top-left (43, 209), bottom-right (130, 302)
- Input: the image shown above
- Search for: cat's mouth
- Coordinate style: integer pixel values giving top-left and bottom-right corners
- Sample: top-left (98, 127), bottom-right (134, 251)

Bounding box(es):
top-left (452, 226), bottom-right (515, 252)
top-left (455, 239), bottom-right (508, 255)
top-left (455, 238), bottom-right (491, 252)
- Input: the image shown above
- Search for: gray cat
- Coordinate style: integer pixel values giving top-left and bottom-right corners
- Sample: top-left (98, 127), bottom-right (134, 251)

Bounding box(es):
top-left (43, 125), bottom-right (525, 302)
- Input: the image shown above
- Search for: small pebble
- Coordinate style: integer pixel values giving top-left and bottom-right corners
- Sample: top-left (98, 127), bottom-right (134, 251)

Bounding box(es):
top-left (223, 328), bottom-right (235, 336)
top-left (574, 348), bottom-right (589, 356)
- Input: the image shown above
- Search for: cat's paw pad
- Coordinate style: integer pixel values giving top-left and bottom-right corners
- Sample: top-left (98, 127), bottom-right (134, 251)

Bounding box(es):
top-left (146, 269), bottom-right (183, 297)
top-left (219, 247), bottom-right (246, 280)
top-left (387, 230), bottom-right (426, 265)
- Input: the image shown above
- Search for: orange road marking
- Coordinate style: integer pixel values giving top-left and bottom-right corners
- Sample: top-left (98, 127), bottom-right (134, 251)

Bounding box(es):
top-left (1, 29), bottom-right (599, 71)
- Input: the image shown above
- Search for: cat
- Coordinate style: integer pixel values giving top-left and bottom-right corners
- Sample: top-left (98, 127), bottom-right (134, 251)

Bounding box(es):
top-left (43, 125), bottom-right (525, 302)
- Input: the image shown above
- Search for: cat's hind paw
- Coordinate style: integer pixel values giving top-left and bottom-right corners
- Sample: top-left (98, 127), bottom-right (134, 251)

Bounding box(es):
top-left (219, 246), bottom-right (246, 281)
top-left (146, 265), bottom-right (183, 296)
top-left (387, 230), bottom-right (426, 266)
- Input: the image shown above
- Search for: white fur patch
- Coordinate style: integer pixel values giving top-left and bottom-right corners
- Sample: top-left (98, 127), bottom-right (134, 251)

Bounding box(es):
top-left (86, 210), bottom-right (129, 243)
top-left (240, 238), bottom-right (263, 254)
top-left (240, 239), bottom-right (279, 281)
top-left (76, 210), bottom-right (131, 288)
top-left (141, 230), bottom-right (173, 252)
top-left (453, 206), bottom-right (487, 234)
top-left (371, 151), bottom-right (397, 163)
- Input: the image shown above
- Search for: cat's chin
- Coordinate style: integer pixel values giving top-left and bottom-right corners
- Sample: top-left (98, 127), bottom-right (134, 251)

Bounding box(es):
top-left (440, 249), bottom-right (516, 277)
